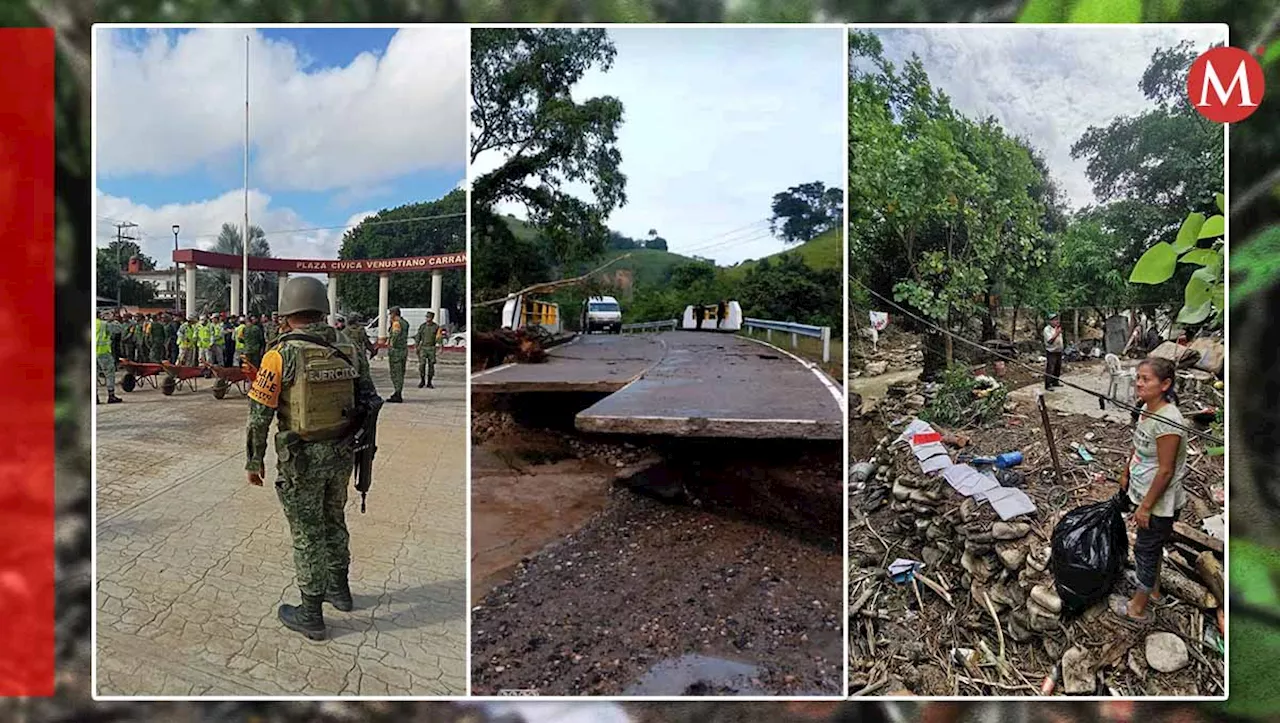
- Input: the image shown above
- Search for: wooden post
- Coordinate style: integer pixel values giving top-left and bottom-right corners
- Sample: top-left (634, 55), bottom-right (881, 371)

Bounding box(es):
top-left (1073, 309), bottom-right (1080, 344)
top-left (1038, 394), bottom-right (1063, 484)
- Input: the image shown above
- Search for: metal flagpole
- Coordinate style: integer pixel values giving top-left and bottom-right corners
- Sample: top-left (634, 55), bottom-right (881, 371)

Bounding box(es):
top-left (243, 34), bottom-right (250, 315)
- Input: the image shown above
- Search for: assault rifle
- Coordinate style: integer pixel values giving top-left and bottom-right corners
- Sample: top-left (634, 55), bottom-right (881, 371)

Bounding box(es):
top-left (352, 395), bottom-right (383, 513)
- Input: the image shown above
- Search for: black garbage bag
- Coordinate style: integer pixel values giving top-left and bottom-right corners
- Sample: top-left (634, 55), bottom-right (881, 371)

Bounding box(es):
top-left (1050, 491), bottom-right (1129, 616)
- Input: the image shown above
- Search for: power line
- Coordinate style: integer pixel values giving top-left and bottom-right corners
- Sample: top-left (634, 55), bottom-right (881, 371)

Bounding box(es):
top-left (96, 211), bottom-right (466, 243)
top-left (849, 277), bottom-right (1224, 445)
top-left (675, 219), bottom-right (772, 256)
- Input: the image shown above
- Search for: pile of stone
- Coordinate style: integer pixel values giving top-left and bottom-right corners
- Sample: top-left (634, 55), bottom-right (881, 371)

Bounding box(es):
top-left (856, 435), bottom-right (1064, 639)
top-left (850, 430), bottom-right (1217, 695)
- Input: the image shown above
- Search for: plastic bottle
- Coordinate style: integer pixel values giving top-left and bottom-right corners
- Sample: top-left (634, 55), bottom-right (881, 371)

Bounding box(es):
top-left (994, 451), bottom-right (1023, 469)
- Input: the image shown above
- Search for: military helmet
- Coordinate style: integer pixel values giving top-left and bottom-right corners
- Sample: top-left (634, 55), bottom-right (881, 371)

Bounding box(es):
top-left (279, 276), bottom-right (330, 316)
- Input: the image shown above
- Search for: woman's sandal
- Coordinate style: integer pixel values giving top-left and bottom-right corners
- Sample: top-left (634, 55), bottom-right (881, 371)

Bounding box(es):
top-left (1125, 570), bottom-right (1170, 606)
top-left (1110, 594), bottom-right (1154, 625)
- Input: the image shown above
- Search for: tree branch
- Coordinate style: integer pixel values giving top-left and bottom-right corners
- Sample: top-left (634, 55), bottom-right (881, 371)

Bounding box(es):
top-left (473, 253), bottom-right (631, 308)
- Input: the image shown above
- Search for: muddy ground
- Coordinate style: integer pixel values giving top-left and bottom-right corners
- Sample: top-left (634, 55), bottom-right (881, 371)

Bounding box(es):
top-left (470, 393), bottom-right (844, 697)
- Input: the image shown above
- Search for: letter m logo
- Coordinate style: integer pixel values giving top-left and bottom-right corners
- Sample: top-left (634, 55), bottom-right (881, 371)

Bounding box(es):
top-left (1188, 46), bottom-right (1265, 123)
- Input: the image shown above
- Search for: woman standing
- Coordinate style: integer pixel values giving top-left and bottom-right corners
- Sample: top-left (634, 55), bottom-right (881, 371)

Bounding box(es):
top-left (1112, 356), bottom-right (1189, 623)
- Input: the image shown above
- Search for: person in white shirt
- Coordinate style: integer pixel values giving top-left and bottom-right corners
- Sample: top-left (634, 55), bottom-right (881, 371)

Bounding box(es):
top-left (1043, 313), bottom-right (1064, 389)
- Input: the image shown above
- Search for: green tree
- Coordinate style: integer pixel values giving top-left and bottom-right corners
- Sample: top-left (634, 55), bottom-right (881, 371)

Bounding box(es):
top-left (1055, 217), bottom-right (1130, 318)
top-left (337, 190), bottom-right (466, 324)
top-left (769, 181), bottom-right (842, 244)
top-left (645, 229), bottom-right (669, 250)
top-left (1069, 40), bottom-right (1224, 306)
top-left (739, 254), bottom-right (841, 329)
top-left (470, 28), bottom-right (627, 317)
top-left (849, 31), bottom-right (1050, 373)
top-left (95, 248), bottom-right (158, 306)
top-left (194, 224), bottom-right (275, 315)
top-left (101, 239), bottom-right (156, 271)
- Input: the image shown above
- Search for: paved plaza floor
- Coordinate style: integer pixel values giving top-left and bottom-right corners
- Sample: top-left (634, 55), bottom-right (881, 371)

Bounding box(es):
top-left (94, 353), bottom-right (467, 696)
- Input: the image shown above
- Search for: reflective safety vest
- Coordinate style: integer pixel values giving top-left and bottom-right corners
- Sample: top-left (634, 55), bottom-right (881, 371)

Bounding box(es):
top-left (177, 323), bottom-right (193, 349)
top-left (235, 324), bottom-right (247, 352)
top-left (95, 319), bottom-right (112, 357)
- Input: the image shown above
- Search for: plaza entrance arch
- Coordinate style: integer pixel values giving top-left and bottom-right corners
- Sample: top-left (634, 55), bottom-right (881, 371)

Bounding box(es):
top-left (172, 248), bottom-right (467, 343)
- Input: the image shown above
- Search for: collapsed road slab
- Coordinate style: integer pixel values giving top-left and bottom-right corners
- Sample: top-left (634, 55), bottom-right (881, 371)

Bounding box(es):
top-left (470, 334), bottom-right (667, 393)
top-left (575, 333), bottom-right (844, 440)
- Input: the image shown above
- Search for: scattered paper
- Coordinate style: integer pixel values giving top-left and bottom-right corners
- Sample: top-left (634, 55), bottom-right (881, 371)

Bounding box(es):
top-left (943, 465), bottom-right (1000, 497)
top-left (1201, 513), bottom-right (1224, 540)
top-left (896, 419), bottom-right (933, 445)
top-left (983, 487), bottom-right (1038, 520)
top-left (920, 455), bottom-right (953, 474)
top-left (889, 558), bottom-right (923, 583)
top-left (912, 442), bottom-right (949, 461)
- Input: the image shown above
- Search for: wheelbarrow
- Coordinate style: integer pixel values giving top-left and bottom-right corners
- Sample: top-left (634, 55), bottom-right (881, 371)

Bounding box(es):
top-left (209, 358), bottom-right (260, 399)
top-left (159, 361), bottom-right (205, 396)
top-left (117, 359), bottom-right (164, 393)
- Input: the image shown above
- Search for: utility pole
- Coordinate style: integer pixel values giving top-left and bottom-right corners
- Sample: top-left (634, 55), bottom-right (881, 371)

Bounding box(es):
top-left (113, 221), bottom-right (138, 310)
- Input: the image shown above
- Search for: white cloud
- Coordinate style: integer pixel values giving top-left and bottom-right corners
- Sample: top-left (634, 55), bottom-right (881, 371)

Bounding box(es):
top-left (97, 189), bottom-right (347, 267)
top-left (869, 26), bottom-right (1226, 210)
top-left (96, 27), bottom-right (467, 194)
top-left (471, 27), bottom-right (844, 266)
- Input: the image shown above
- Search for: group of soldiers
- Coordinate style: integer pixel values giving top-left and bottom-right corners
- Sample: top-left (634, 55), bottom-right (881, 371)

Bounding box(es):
top-left (99, 310), bottom-right (283, 369)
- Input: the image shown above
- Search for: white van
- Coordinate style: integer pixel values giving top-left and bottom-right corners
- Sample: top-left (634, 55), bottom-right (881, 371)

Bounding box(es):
top-left (365, 308), bottom-right (449, 348)
top-left (582, 296), bottom-right (622, 334)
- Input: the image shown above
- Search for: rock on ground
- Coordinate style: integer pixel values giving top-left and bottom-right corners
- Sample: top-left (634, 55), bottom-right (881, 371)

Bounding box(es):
top-left (1145, 632), bottom-right (1191, 673)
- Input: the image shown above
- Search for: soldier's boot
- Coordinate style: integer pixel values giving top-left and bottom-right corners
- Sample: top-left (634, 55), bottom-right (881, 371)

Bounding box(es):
top-left (388, 392), bottom-right (403, 403)
top-left (418, 372), bottom-right (425, 388)
top-left (325, 575), bottom-right (354, 612)
top-left (107, 393), bottom-right (123, 404)
top-left (278, 593), bottom-right (327, 641)
top-left (427, 370), bottom-right (434, 389)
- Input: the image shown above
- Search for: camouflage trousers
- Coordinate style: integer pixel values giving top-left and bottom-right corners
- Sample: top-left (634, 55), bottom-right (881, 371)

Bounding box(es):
top-left (389, 350), bottom-right (407, 394)
top-left (178, 346), bottom-right (198, 367)
top-left (274, 441), bottom-right (355, 597)
top-left (149, 342), bottom-right (165, 363)
top-left (96, 354), bottom-right (115, 392)
top-left (417, 348), bottom-right (436, 381)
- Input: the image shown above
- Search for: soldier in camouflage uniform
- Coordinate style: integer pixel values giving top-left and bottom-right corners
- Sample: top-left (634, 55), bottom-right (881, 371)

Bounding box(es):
top-left (243, 314), bottom-right (267, 367)
top-left (121, 313), bottom-right (136, 361)
top-left (386, 306), bottom-right (408, 403)
top-left (414, 311), bottom-right (440, 389)
top-left (346, 313), bottom-right (377, 360)
top-left (108, 312), bottom-right (123, 361)
top-left (246, 276), bottom-right (380, 641)
top-left (147, 314), bottom-right (169, 363)
top-left (264, 312), bottom-right (280, 346)
top-left (166, 314), bottom-right (180, 363)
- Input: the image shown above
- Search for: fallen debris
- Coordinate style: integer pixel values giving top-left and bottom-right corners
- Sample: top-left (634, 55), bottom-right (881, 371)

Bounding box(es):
top-left (849, 384), bottom-right (1225, 696)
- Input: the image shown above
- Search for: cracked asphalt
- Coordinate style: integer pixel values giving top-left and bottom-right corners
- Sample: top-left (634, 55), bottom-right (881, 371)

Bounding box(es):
top-left (94, 354), bottom-right (467, 696)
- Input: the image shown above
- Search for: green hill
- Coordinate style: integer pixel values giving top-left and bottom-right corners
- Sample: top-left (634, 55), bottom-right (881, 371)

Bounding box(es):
top-left (724, 226), bottom-right (843, 280)
top-left (501, 215), bottom-right (840, 285)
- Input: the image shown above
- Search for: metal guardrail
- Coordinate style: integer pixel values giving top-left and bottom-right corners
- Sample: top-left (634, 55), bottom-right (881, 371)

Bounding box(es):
top-left (743, 317), bottom-right (832, 363)
top-left (621, 319), bottom-right (678, 333)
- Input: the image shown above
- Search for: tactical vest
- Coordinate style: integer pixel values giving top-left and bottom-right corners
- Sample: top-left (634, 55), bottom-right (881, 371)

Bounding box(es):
top-left (277, 337), bottom-right (359, 441)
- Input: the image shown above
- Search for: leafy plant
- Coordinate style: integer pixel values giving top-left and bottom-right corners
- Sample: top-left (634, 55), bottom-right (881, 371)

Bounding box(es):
top-left (921, 365), bottom-right (1009, 427)
top-left (1129, 190), bottom-right (1225, 326)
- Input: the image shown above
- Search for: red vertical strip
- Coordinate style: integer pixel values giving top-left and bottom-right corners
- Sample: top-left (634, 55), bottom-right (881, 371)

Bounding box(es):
top-left (0, 28), bottom-right (55, 698)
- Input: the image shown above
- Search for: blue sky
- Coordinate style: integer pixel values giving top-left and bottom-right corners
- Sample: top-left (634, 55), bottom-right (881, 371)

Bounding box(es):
top-left (95, 26), bottom-right (466, 265)
top-left (471, 27), bottom-right (845, 267)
